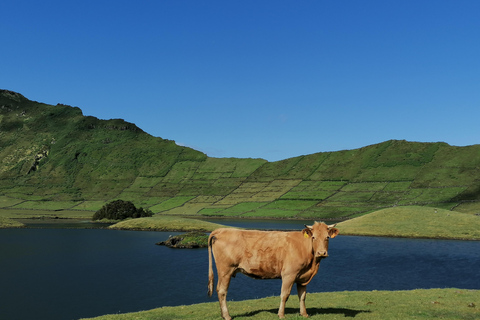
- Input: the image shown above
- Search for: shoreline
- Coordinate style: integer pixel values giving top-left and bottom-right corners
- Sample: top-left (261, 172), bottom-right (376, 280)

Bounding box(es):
top-left (9, 218), bottom-right (113, 229)
top-left (3, 217), bottom-right (479, 241)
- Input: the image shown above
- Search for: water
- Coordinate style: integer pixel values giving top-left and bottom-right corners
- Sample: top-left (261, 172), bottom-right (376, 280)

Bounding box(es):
top-left (0, 225), bottom-right (479, 320)
top-left (16, 219), bottom-right (113, 229)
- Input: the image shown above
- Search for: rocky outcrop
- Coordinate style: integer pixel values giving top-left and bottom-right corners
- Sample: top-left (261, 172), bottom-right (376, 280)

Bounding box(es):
top-left (27, 149), bottom-right (49, 174)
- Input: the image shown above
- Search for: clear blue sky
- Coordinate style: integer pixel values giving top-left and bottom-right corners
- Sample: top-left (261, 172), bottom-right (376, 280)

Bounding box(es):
top-left (2, 1), bottom-right (479, 161)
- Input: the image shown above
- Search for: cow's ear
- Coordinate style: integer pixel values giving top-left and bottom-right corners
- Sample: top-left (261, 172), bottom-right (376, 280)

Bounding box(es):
top-left (328, 227), bottom-right (339, 239)
top-left (302, 228), bottom-right (313, 238)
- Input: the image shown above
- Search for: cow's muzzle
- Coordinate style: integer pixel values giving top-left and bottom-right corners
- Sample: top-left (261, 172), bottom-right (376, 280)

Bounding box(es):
top-left (316, 251), bottom-right (329, 258)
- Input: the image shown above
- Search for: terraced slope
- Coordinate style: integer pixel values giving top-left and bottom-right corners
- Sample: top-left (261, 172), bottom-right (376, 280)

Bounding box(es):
top-left (1, 89), bottom-right (479, 220)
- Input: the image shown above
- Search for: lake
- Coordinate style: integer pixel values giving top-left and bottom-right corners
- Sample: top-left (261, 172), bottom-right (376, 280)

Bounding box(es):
top-left (0, 220), bottom-right (479, 320)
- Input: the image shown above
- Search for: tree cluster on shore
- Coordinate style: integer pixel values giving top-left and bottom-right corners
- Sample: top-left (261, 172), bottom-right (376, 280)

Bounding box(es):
top-left (92, 200), bottom-right (153, 221)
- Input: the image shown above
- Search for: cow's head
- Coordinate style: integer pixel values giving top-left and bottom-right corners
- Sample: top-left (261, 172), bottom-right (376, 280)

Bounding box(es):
top-left (303, 222), bottom-right (339, 259)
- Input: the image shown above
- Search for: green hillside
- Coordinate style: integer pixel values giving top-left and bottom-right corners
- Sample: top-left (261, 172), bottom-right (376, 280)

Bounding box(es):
top-left (1, 89), bottom-right (480, 220)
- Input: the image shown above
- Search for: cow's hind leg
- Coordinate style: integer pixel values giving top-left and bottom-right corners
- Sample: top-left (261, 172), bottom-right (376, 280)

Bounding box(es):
top-left (278, 275), bottom-right (295, 319)
top-left (216, 269), bottom-right (235, 320)
top-left (297, 283), bottom-right (308, 317)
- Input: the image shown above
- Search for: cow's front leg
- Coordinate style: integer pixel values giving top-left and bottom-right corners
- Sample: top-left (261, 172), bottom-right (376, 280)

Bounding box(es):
top-left (278, 276), bottom-right (295, 319)
top-left (297, 283), bottom-right (308, 317)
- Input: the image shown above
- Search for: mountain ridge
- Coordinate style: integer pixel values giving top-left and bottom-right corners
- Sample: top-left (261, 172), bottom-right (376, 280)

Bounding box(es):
top-left (1, 89), bottom-right (479, 219)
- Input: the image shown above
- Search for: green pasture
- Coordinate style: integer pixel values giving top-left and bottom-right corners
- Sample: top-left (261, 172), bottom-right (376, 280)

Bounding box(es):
top-left (161, 202), bottom-right (214, 215)
top-left (383, 181), bottom-right (412, 191)
top-left (0, 216), bottom-right (24, 228)
top-left (338, 206), bottom-right (480, 240)
top-left (72, 201), bottom-right (107, 211)
top-left (0, 208), bottom-right (93, 220)
top-left (108, 215), bottom-right (226, 232)
top-left (11, 200), bottom-right (82, 210)
top-left (81, 289), bottom-right (479, 320)
top-left (455, 201), bottom-right (480, 214)
top-left (149, 196), bottom-right (196, 213)
top-left (299, 205), bottom-right (375, 220)
top-left (0, 196), bottom-right (25, 207)
top-left (241, 208), bottom-right (300, 218)
top-left (211, 202), bottom-right (266, 214)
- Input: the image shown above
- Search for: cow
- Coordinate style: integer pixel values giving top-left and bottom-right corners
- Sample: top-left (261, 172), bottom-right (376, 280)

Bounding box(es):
top-left (207, 221), bottom-right (339, 319)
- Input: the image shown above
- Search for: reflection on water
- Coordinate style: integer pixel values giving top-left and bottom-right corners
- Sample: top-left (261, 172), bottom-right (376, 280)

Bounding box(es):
top-left (17, 219), bottom-right (113, 229)
top-left (0, 226), bottom-right (479, 320)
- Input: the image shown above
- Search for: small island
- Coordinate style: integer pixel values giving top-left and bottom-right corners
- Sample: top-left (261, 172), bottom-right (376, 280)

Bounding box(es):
top-left (156, 231), bottom-right (209, 248)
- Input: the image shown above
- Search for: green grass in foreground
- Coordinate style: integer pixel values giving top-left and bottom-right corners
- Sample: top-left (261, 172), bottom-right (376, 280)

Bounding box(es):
top-left (80, 289), bottom-right (479, 320)
top-left (337, 206), bottom-right (480, 240)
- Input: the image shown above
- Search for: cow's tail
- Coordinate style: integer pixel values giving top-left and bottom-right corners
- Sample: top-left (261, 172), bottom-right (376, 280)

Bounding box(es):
top-left (207, 232), bottom-right (215, 297)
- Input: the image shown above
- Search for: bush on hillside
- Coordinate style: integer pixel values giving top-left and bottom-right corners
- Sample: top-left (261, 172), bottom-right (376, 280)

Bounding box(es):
top-left (92, 200), bottom-right (153, 221)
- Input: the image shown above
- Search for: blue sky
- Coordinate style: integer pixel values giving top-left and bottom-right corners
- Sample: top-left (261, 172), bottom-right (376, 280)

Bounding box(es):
top-left (2, 1), bottom-right (479, 161)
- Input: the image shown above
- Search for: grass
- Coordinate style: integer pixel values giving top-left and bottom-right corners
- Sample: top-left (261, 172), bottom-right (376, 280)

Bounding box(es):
top-left (72, 201), bottom-right (107, 211)
top-left (108, 215), bottom-right (227, 232)
top-left (173, 231), bottom-right (210, 247)
top-left (455, 201), bottom-right (480, 214)
top-left (11, 200), bottom-right (83, 210)
top-left (160, 202), bottom-right (214, 215)
top-left (0, 208), bottom-right (94, 220)
top-left (80, 288), bottom-right (479, 320)
top-left (149, 196), bottom-right (197, 213)
top-left (0, 195), bottom-right (25, 207)
top-left (0, 216), bottom-right (25, 228)
top-left (241, 208), bottom-right (301, 218)
top-left (159, 231), bottom-right (210, 248)
top-left (211, 202), bottom-right (267, 214)
top-left (337, 206), bottom-right (480, 240)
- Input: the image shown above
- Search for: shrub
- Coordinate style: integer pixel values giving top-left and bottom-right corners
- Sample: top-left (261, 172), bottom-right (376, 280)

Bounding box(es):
top-left (92, 200), bottom-right (153, 221)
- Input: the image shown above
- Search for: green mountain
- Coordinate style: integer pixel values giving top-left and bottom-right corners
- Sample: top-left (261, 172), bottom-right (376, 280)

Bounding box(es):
top-left (1, 89), bottom-right (479, 219)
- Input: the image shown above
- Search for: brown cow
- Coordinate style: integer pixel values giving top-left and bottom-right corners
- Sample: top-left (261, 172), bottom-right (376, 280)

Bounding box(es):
top-left (207, 222), bottom-right (339, 319)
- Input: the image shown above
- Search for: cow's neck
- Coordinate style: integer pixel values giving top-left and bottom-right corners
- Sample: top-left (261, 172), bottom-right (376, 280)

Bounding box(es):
top-left (296, 238), bottom-right (321, 286)
top-left (298, 256), bottom-right (321, 286)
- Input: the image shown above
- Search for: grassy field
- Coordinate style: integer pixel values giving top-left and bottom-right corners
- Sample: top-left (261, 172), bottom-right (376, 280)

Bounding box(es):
top-left (337, 206), bottom-right (480, 240)
top-left (80, 288), bottom-right (479, 320)
top-left (0, 216), bottom-right (24, 228)
top-left (108, 215), bottom-right (227, 232)
top-left (0, 208), bottom-right (94, 220)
